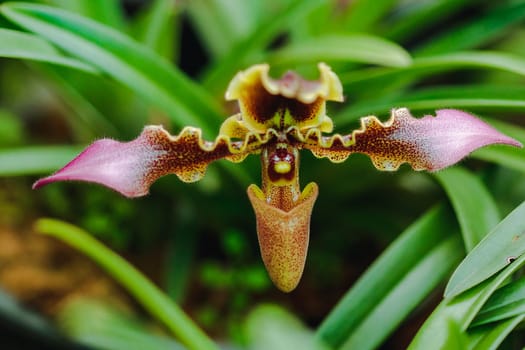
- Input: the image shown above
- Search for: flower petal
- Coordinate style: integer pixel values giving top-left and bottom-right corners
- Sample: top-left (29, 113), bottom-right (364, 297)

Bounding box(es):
top-left (225, 63), bottom-right (342, 133)
top-left (247, 182), bottom-right (318, 292)
top-left (33, 125), bottom-right (269, 197)
top-left (302, 108), bottom-right (522, 171)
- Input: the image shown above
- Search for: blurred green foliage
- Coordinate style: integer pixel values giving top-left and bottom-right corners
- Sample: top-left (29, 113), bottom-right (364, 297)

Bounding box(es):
top-left (0, 0), bottom-right (524, 349)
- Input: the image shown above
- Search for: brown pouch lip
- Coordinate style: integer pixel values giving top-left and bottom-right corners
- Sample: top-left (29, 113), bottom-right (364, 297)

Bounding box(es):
top-left (247, 182), bottom-right (318, 292)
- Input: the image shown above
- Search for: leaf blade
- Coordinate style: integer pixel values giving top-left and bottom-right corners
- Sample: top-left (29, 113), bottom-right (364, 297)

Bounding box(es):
top-left (34, 218), bottom-right (219, 350)
top-left (434, 167), bottom-right (501, 252)
top-left (134, 0), bottom-right (179, 60)
top-left (0, 28), bottom-right (98, 73)
top-left (336, 85), bottom-right (525, 126)
top-left (408, 253), bottom-right (525, 349)
top-left (316, 205), bottom-right (458, 349)
top-left (268, 34), bottom-right (412, 67)
top-left (59, 299), bottom-right (186, 350)
top-left (47, 0), bottom-right (126, 29)
top-left (341, 51), bottom-right (525, 94)
top-left (467, 314), bottom-right (525, 350)
top-left (340, 234), bottom-right (463, 350)
top-left (470, 277), bottom-right (525, 327)
top-left (415, 2), bottom-right (525, 56)
top-left (341, 0), bottom-right (398, 32)
top-left (0, 145), bottom-right (85, 176)
top-left (201, 0), bottom-right (325, 93)
top-left (0, 3), bottom-right (223, 135)
top-left (444, 201), bottom-right (525, 299)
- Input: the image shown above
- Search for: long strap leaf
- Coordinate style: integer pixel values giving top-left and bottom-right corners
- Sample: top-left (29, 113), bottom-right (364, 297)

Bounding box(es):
top-left (35, 218), bottom-right (219, 350)
top-left (1, 3), bottom-right (223, 136)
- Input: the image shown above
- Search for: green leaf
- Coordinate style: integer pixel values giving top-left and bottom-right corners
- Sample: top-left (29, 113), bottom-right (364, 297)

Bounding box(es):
top-left (335, 85), bottom-right (525, 126)
top-left (164, 198), bottom-right (199, 302)
top-left (0, 287), bottom-right (69, 348)
top-left (268, 34), bottom-right (412, 67)
top-left (341, 51), bottom-right (525, 94)
top-left (316, 205), bottom-right (461, 349)
top-left (0, 145), bottom-right (84, 176)
top-left (470, 277), bottom-right (525, 327)
top-left (0, 28), bottom-right (98, 73)
top-left (0, 2), bottom-right (223, 136)
top-left (47, 0), bottom-right (126, 29)
top-left (34, 64), bottom-right (119, 138)
top-left (201, 0), bottom-right (325, 93)
top-left (340, 0), bottom-right (398, 32)
top-left (445, 200), bottom-right (525, 299)
top-left (0, 109), bottom-right (25, 146)
top-left (246, 304), bottom-right (328, 350)
top-left (386, 0), bottom-right (482, 42)
top-left (408, 253), bottom-right (525, 349)
top-left (467, 314), bottom-right (525, 350)
top-left (434, 167), bottom-right (500, 252)
top-left (134, 0), bottom-right (179, 60)
top-left (186, 0), bottom-right (262, 58)
top-left (59, 298), bottom-right (185, 350)
top-left (440, 319), bottom-right (469, 350)
top-left (415, 2), bottom-right (525, 56)
top-left (1, 2), bottom-right (253, 185)
top-left (340, 235), bottom-right (462, 350)
top-left (34, 218), bottom-right (219, 350)
top-left (472, 118), bottom-right (525, 174)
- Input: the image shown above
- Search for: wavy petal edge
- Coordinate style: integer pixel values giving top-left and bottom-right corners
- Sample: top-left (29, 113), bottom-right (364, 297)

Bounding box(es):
top-left (298, 108), bottom-right (522, 171)
top-left (33, 125), bottom-right (276, 197)
top-left (225, 62), bottom-right (343, 104)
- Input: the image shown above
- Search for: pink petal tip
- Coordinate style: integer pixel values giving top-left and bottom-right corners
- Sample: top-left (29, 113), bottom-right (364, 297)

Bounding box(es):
top-left (32, 133), bottom-right (168, 198)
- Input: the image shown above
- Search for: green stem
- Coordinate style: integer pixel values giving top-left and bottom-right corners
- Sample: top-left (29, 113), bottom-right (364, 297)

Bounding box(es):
top-left (35, 218), bottom-right (218, 350)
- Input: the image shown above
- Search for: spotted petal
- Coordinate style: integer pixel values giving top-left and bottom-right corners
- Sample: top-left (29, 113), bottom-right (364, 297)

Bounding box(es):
top-left (301, 108), bottom-right (522, 171)
top-left (33, 125), bottom-right (270, 197)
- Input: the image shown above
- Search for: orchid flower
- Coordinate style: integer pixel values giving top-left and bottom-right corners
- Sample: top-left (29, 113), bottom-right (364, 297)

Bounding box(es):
top-left (33, 63), bottom-right (521, 292)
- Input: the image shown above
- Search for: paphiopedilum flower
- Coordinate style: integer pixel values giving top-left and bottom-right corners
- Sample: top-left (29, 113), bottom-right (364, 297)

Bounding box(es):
top-left (34, 63), bottom-right (521, 292)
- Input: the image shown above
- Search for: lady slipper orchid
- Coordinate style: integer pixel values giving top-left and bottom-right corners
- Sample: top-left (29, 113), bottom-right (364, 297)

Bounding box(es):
top-left (33, 63), bottom-right (521, 292)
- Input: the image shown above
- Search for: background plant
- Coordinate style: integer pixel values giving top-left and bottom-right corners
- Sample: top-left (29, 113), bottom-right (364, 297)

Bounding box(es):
top-left (0, 0), bottom-right (524, 349)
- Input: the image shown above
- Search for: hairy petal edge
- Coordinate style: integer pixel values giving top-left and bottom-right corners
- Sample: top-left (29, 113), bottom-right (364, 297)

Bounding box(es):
top-left (33, 125), bottom-right (270, 197)
top-left (302, 108), bottom-right (522, 171)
